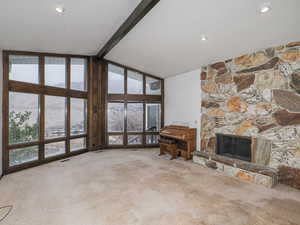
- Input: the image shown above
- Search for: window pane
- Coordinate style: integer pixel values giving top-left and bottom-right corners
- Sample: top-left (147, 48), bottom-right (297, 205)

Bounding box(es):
top-left (9, 92), bottom-right (39, 145)
top-left (45, 96), bottom-right (66, 139)
top-left (71, 58), bottom-right (87, 91)
top-left (9, 55), bottom-right (39, 84)
top-left (108, 103), bottom-right (124, 132)
top-left (108, 64), bottom-right (124, 94)
top-left (127, 70), bottom-right (143, 94)
top-left (45, 57), bottom-right (66, 88)
top-left (109, 135), bottom-right (123, 145)
top-left (146, 104), bottom-right (161, 132)
top-left (70, 138), bottom-right (86, 152)
top-left (146, 135), bottom-right (159, 145)
top-left (9, 146), bottom-right (39, 166)
top-left (45, 141), bottom-right (65, 158)
top-left (146, 77), bottom-right (161, 95)
top-left (128, 135), bottom-right (142, 145)
top-left (127, 103), bottom-right (143, 132)
top-left (71, 98), bottom-right (87, 136)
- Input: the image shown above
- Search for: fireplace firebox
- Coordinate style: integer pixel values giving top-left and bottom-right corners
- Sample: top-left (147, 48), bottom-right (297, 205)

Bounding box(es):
top-left (216, 134), bottom-right (251, 162)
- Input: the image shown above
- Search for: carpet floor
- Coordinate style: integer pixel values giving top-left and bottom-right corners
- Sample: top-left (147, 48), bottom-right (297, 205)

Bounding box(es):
top-left (0, 149), bottom-right (300, 225)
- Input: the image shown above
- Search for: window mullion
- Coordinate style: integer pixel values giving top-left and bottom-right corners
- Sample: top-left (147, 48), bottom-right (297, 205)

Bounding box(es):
top-left (39, 56), bottom-right (45, 160)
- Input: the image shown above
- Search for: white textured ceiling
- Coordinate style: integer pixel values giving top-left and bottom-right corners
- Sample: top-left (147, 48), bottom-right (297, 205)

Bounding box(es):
top-left (106, 0), bottom-right (300, 77)
top-left (1, 0), bottom-right (300, 78)
top-left (0, 0), bottom-right (140, 55)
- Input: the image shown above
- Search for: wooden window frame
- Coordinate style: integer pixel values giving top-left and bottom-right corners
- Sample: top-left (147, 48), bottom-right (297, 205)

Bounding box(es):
top-left (105, 60), bottom-right (164, 149)
top-left (2, 50), bottom-right (90, 174)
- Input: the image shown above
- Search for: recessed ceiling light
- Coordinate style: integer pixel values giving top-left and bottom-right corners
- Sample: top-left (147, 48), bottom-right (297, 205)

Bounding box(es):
top-left (260, 3), bottom-right (271, 13)
top-left (55, 6), bottom-right (65, 14)
top-left (201, 35), bottom-right (207, 41)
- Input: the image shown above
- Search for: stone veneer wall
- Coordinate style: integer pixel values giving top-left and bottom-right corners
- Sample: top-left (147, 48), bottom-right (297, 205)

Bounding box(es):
top-left (201, 41), bottom-right (300, 170)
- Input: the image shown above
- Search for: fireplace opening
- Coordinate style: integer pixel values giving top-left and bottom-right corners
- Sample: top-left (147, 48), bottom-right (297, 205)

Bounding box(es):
top-left (216, 134), bottom-right (251, 162)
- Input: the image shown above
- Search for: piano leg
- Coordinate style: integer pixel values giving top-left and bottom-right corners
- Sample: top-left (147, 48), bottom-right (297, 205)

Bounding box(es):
top-left (159, 143), bottom-right (166, 156)
top-left (169, 145), bottom-right (177, 160)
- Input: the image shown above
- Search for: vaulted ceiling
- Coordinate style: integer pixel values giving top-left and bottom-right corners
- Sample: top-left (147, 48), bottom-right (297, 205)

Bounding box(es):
top-left (1, 0), bottom-right (300, 78)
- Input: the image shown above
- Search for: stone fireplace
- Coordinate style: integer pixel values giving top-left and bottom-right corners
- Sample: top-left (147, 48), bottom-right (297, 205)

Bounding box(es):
top-left (216, 134), bottom-right (252, 162)
top-left (194, 41), bottom-right (300, 188)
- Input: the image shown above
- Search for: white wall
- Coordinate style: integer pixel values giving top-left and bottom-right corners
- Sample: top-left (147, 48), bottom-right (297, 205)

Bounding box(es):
top-left (0, 51), bottom-right (3, 176)
top-left (165, 69), bottom-right (201, 150)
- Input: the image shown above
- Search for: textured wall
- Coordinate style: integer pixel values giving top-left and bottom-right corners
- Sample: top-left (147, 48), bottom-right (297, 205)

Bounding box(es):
top-left (201, 41), bottom-right (300, 169)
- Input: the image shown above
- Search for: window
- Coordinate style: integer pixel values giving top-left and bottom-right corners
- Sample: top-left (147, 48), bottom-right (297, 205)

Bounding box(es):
top-left (109, 135), bottom-right (123, 145)
top-left (146, 135), bottom-right (159, 145)
top-left (108, 103), bottom-right (125, 132)
top-left (106, 63), bottom-right (163, 148)
top-left (127, 70), bottom-right (143, 94)
top-left (128, 135), bottom-right (142, 145)
top-left (45, 141), bottom-right (66, 158)
top-left (71, 98), bottom-right (87, 136)
top-left (108, 64), bottom-right (124, 94)
top-left (127, 103), bottom-right (143, 132)
top-left (9, 92), bottom-right (39, 145)
top-left (71, 58), bottom-right (87, 91)
top-left (70, 138), bottom-right (86, 152)
top-left (146, 77), bottom-right (161, 95)
top-left (4, 51), bottom-right (89, 173)
top-left (146, 104), bottom-right (161, 132)
top-left (9, 146), bottom-right (39, 166)
top-left (9, 55), bottom-right (39, 84)
top-left (45, 96), bottom-right (66, 139)
top-left (45, 57), bottom-right (66, 88)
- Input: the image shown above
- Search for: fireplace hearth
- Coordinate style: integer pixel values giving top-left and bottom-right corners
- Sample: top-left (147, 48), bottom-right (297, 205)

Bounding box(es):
top-left (216, 134), bottom-right (251, 162)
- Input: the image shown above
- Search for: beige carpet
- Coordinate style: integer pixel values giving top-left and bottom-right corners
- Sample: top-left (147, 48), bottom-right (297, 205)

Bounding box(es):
top-left (0, 149), bottom-right (300, 225)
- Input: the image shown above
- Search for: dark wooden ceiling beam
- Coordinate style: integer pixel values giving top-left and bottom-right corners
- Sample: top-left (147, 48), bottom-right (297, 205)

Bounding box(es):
top-left (97, 0), bottom-right (160, 59)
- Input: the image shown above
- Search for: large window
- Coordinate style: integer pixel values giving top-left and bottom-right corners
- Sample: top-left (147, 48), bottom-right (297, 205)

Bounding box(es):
top-left (127, 70), bottom-right (143, 94)
top-left (4, 52), bottom-right (89, 173)
top-left (108, 64), bottom-right (124, 94)
top-left (9, 55), bottom-right (39, 84)
top-left (45, 57), bottom-right (66, 88)
top-left (45, 96), bottom-right (66, 139)
top-left (71, 58), bottom-right (87, 91)
top-left (9, 92), bottom-right (39, 145)
top-left (71, 98), bottom-right (87, 136)
top-left (108, 103), bottom-right (124, 133)
top-left (106, 63), bottom-right (163, 147)
top-left (146, 77), bottom-right (161, 95)
top-left (127, 103), bottom-right (143, 132)
top-left (146, 104), bottom-right (161, 132)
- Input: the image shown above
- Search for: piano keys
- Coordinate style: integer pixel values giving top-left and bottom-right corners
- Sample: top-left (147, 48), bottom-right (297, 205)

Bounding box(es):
top-left (159, 125), bottom-right (196, 160)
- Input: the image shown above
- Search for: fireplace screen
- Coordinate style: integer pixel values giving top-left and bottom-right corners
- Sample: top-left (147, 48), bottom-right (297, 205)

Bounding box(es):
top-left (216, 134), bottom-right (251, 162)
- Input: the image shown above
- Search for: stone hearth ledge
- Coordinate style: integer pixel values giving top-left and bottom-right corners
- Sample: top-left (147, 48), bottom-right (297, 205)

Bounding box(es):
top-left (193, 151), bottom-right (278, 188)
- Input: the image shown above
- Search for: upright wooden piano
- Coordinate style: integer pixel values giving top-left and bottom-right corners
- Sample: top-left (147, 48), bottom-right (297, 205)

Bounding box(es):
top-left (159, 125), bottom-right (196, 160)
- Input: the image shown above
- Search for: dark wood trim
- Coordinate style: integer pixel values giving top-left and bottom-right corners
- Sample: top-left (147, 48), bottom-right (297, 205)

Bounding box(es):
top-left (3, 50), bottom-right (89, 59)
top-left (2, 52), bottom-right (9, 173)
top-left (97, 0), bottom-right (160, 58)
top-left (105, 60), bottom-right (163, 81)
top-left (66, 57), bottom-right (71, 154)
top-left (5, 149), bottom-right (88, 174)
top-left (8, 80), bottom-right (88, 98)
top-left (39, 55), bottom-right (45, 160)
top-left (108, 94), bottom-right (162, 102)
